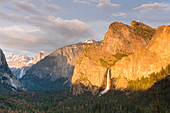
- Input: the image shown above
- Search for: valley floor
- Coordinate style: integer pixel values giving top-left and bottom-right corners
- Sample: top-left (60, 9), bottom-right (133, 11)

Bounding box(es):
top-left (0, 76), bottom-right (170, 113)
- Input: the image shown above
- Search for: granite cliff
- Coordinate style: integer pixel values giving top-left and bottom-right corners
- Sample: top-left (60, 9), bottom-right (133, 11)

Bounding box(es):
top-left (111, 25), bottom-right (170, 89)
top-left (71, 21), bottom-right (156, 95)
top-left (32, 51), bottom-right (49, 64)
top-left (21, 40), bottom-right (101, 90)
top-left (0, 49), bottom-right (25, 91)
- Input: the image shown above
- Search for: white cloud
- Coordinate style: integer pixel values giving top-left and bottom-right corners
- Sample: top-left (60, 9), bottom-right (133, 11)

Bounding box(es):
top-left (72, 0), bottom-right (120, 9)
top-left (0, 26), bottom-right (41, 49)
top-left (0, 13), bottom-right (93, 52)
top-left (134, 2), bottom-right (168, 12)
top-left (44, 4), bottom-right (61, 12)
top-left (97, 0), bottom-right (120, 9)
top-left (73, 0), bottom-right (90, 5)
top-left (0, 13), bottom-right (92, 37)
top-left (47, 16), bottom-right (92, 37)
top-left (11, 0), bottom-right (45, 15)
top-left (112, 12), bottom-right (126, 17)
top-left (89, 0), bottom-right (98, 2)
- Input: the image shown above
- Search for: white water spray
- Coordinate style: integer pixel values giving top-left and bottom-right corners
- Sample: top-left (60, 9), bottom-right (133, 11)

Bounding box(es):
top-left (99, 68), bottom-right (111, 96)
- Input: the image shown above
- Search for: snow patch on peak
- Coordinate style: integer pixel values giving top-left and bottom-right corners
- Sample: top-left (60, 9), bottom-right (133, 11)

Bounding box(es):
top-left (39, 51), bottom-right (49, 55)
top-left (40, 51), bottom-right (45, 53)
top-left (27, 60), bottom-right (33, 64)
top-left (83, 40), bottom-right (95, 44)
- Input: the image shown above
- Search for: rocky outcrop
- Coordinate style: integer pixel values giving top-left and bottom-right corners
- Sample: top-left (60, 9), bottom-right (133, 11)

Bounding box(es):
top-left (100, 21), bottom-right (155, 54)
top-left (71, 21), bottom-right (156, 95)
top-left (20, 40), bottom-right (101, 90)
top-left (0, 49), bottom-right (25, 91)
top-left (32, 51), bottom-right (49, 64)
top-left (111, 25), bottom-right (170, 89)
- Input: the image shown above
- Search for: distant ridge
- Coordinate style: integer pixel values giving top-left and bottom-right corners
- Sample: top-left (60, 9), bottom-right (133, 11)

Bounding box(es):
top-left (6, 51), bottom-right (49, 79)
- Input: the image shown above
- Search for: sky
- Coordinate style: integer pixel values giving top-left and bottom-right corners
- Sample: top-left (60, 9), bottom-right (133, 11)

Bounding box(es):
top-left (0, 0), bottom-right (170, 57)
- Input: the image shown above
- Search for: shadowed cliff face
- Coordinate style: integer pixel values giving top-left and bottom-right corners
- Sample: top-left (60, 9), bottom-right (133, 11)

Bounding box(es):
top-left (0, 49), bottom-right (25, 91)
top-left (21, 55), bottom-right (73, 90)
top-left (71, 21), bottom-right (156, 95)
top-left (111, 26), bottom-right (170, 89)
top-left (0, 50), bottom-right (12, 75)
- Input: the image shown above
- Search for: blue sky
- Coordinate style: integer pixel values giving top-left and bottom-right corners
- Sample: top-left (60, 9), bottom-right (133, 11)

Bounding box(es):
top-left (0, 0), bottom-right (170, 57)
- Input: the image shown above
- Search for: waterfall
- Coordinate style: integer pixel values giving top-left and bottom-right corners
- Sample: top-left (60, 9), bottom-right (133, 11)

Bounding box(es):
top-left (99, 68), bottom-right (111, 96)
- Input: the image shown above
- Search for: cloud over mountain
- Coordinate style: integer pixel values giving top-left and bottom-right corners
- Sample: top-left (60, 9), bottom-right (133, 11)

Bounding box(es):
top-left (112, 12), bottom-right (126, 17)
top-left (44, 4), bottom-right (61, 12)
top-left (72, 0), bottom-right (120, 9)
top-left (11, 0), bottom-right (45, 15)
top-left (134, 2), bottom-right (168, 12)
top-left (97, 0), bottom-right (120, 9)
top-left (73, 0), bottom-right (90, 5)
top-left (0, 12), bottom-right (92, 53)
top-left (0, 25), bottom-right (41, 49)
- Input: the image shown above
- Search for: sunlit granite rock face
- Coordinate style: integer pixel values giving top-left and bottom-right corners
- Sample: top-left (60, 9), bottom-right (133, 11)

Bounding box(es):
top-left (111, 25), bottom-right (170, 89)
top-left (71, 21), bottom-right (156, 95)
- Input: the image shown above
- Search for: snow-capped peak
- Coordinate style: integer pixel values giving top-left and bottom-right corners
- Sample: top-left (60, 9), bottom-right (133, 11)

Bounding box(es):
top-left (83, 40), bottom-right (95, 44)
top-left (6, 54), bottom-right (33, 68)
top-left (39, 51), bottom-right (45, 53)
top-left (6, 51), bottom-right (49, 69)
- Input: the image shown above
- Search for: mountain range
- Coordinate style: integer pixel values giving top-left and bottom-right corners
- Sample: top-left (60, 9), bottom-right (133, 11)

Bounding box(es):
top-left (6, 51), bottom-right (49, 79)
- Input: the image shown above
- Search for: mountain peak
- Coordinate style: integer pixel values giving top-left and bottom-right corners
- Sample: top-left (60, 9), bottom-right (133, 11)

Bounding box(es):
top-left (6, 51), bottom-right (49, 79)
top-left (131, 21), bottom-right (144, 27)
top-left (39, 51), bottom-right (48, 54)
top-left (131, 21), bottom-right (154, 29)
top-left (101, 21), bottom-right (156, 54)
top-left (82, 39), bottom-right (96, 44)
top-left (6, 51), bottom-right (49, 69)
top-left (109, 22), bottom-right (127, 31)
top-left (32, 51), bottom-right (49, 64)
top-left (6, 54), bottom-right (33, 68)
